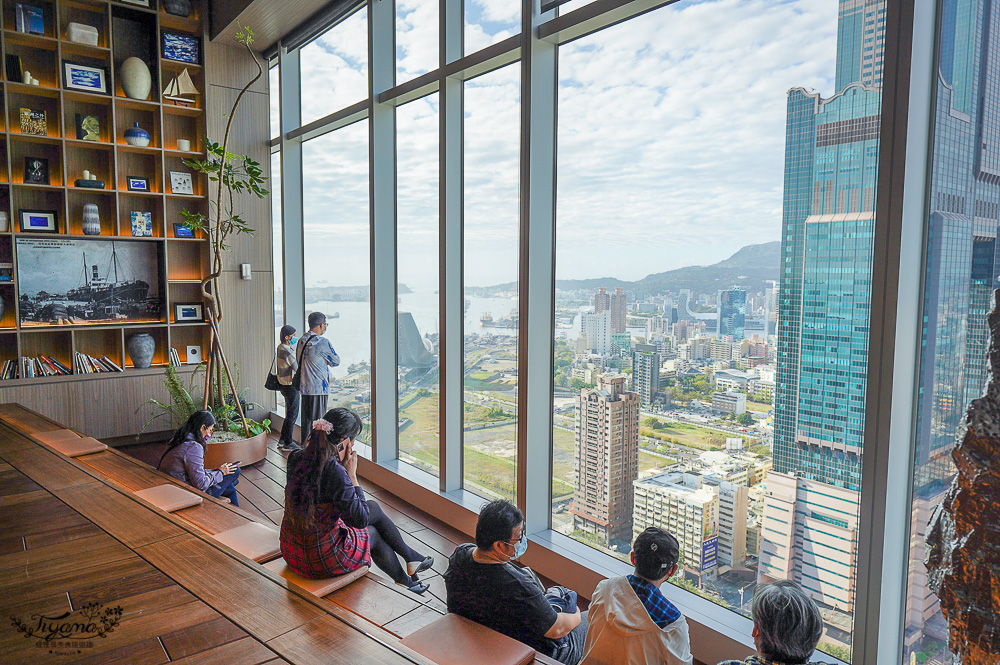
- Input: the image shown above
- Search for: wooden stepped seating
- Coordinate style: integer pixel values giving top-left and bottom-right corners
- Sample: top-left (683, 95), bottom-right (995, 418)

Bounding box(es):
top-left (265, 557), bottom-right (371, 595)
top-left (0, 403), bottom-right (564, 665)
top-left (134, 483), bottom-right (204, 511)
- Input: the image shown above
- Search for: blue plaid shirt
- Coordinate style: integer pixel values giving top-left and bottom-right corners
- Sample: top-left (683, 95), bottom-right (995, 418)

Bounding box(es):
top-left (627, 574), bottom-right (682, 629)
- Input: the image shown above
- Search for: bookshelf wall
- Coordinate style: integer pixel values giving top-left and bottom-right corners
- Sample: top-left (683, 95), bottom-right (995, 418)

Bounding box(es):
top-left (0, 0), bottom-right (210, 385)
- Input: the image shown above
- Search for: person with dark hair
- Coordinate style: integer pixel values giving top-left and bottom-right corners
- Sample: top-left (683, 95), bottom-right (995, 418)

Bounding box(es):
top-left (444, 499), bottom-right (588, 664)
top-left (157, 410), bottom-right (241, 506)
top-left (581, 527), bottom-right (692, 665)
top-left (295, 311), bottom-right (340, 447)
top-left (717, 580), bottom-right (828, 665)
top-left (279, 407), bottom-right (433, 593)
top-left (275, 324), bottom-right (301, 452)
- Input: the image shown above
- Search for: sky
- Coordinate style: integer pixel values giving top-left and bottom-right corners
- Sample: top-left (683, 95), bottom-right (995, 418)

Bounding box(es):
top-left (280, 0), bottom-right (840, 290)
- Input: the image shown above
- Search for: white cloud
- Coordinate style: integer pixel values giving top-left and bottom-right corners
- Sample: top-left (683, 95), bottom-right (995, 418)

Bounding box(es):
top-left (294, 0), bottom-right (841, 287)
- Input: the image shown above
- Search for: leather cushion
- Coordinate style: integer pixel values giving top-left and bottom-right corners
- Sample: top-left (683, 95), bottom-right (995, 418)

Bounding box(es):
top-left (34, 429), bottom-right (82, 444)
top-left (264, 558), bottom-right (369, 596)
top-left (134, 484), bottom-right (203, 511)
top-left (47, 436), bottom-right (108, 457)
top-left (400, 613), bottom-right (536, 665)
top-left (211, 522), bottom-right (281, 563)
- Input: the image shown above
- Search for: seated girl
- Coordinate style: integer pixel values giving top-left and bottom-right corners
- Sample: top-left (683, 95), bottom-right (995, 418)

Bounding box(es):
top-left (280, 407), bottom-right (433, 593)
top-left (158, 410), bottom-right (241, 505)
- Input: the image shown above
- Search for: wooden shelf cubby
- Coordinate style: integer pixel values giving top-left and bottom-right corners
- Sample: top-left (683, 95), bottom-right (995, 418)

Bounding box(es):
top-left (0, 0), bottom-right (208, 382)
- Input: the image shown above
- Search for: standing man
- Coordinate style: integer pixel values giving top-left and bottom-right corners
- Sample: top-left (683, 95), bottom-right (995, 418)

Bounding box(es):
top-left (295, 311), bottom-right (340, 447)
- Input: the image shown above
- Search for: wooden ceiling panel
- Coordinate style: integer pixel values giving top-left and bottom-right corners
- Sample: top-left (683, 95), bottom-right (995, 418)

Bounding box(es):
top-left (210, 0), bottom-right (333, 52)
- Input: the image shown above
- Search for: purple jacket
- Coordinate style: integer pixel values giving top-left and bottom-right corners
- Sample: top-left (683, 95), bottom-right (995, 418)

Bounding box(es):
top-left (158, 434), bottom-right (222, 492)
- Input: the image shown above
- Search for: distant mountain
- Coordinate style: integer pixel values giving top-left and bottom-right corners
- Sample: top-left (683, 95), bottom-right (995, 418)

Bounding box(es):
top-left (475, 242), bottom-right (780, 296)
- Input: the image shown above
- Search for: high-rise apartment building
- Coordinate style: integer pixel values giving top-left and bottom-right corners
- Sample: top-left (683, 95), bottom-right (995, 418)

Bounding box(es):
top-left (717, 289), bottom-right (747, 341)
top-left (633, 471), bottom-right (719, 581)
top-left (596, 287), bottom-right (627, 334)
top-left (570, 374), bottom-right (640, 546)
top-left (632, 343), bottom-right (659, 407)
top-left (581, 310), bottom-right (612, 355)
top-left (716, 481), bottom-right (748, 567)
top-left (767, 0), bottom-right (885, 614)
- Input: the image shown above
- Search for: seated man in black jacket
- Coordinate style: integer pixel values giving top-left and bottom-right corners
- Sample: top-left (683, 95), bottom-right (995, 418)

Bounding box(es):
top-left (443, 499), bottom-right (587, 665)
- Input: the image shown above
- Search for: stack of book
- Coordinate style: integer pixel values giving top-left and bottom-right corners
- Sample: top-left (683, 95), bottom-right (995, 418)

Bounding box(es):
top-left (73, 352), bottom-right (124, 374)
top-left (169, 347), bottom-right (182, 367)
top-left (20, 356), bottom-right (72, 378)
top-left (1, 359), bottom-right (19, 379)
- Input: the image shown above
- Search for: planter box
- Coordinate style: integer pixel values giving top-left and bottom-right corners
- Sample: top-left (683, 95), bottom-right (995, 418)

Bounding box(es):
top-left (203, 430), bottom-right (268, 469)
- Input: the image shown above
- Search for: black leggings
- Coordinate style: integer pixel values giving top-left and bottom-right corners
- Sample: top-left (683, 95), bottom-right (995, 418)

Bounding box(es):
top-left (366, 500), bottom-right (423, 584)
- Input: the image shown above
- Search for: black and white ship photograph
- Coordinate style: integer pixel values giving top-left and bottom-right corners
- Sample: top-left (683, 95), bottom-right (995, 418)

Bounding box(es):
top-left (16, 238), bottom-right (163, 326)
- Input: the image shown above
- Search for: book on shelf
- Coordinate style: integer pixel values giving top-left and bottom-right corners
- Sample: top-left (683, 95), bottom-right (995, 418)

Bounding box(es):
top-left (18, 356), bottom-right (72, 378)
top-left (74, 352), bottom-right (124, 374)
top-left (1, 359), bottom-right (18, 380)
top-left (169, 347), bottom-right (181, 367)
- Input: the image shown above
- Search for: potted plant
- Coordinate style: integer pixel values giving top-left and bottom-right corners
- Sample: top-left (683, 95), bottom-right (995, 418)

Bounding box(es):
top-left (149, 25), bottom-right (271, 465)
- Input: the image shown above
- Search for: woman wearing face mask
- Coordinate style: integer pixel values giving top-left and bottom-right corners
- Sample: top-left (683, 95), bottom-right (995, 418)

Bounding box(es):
top-left (275, 324), bottom-right (301, 452)
top-left (279, 407), bottom-right (433, 593)
top-left (157, 410), bottom-right (241, 506)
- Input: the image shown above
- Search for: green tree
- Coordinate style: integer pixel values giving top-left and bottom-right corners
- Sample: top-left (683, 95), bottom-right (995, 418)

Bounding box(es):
top-left (642, 417), bottom-right (661, 429)
top-left (737, 412), bottom-right (754, 426)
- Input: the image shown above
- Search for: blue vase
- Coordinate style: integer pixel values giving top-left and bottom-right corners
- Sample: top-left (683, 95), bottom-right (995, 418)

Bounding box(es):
top-left (127, 333), bottom-right (155, 369)
top-left (124, 122), bottom-right (150, 147)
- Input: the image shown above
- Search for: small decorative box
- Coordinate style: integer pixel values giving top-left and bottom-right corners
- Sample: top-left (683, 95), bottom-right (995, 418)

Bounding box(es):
top-left (67, 22), bottom-right (98, 46)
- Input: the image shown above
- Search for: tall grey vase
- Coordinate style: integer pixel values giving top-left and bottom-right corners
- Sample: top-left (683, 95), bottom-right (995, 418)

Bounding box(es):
top-left (0, 296), bottom-right (5, 323)
top-left (127, 333), bottom-right (156, 369)
top-left (81, 203), bottom-right (101, 235)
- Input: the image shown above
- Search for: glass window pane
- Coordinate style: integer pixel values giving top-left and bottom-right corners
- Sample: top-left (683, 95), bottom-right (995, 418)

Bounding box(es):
top-left (300, 8), bottom-right (369, 127)
top-left (905, 0), bottom-right (995, 662)
top-left (397, 95), bottom-right (440, 476)
top-left (465, 0), bottom-right (519, 56)
top-left (464, 64), bottom-right (520, 501)
top-left (270, 63), bottom-right (280, 139)
top-left (552, 3), bottom-right (877, 661)
top-left (396, 0), bottom-right (438, 83)
top-left (272, 150), bottom-right (285, 411)
top-left (302, 121), bottom-right (372, 453)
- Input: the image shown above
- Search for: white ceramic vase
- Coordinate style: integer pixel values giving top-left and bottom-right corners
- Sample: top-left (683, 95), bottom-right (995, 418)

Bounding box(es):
top-left (82, 203), bottom-right (101, 235)
top-left (0, 211), bottom-right (7, 233)
top-left (121, 57), bottom-right (152, 101)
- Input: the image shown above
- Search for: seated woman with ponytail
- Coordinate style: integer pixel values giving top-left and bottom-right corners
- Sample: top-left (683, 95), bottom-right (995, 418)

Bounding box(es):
top-left (280, 407), bottom-right (434, 593)
top-left (158, 410), bottom-right (241, 506)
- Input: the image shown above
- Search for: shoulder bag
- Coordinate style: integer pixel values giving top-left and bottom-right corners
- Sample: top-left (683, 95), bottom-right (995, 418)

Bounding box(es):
top-left (264, 350), bottom-right (280, 391)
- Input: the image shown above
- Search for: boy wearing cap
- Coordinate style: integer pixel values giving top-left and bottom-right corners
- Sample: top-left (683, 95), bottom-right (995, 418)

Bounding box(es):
top-left (580, 527), bottom-right (693, 665)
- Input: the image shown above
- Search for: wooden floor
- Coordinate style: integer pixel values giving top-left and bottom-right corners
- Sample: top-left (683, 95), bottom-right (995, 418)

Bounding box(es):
top-left (123, 435), bottom-right (467, 636)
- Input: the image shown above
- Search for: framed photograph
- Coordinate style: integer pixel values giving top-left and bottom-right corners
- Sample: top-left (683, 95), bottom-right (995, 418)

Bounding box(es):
top-left (130, 211), bottom-right (153, 237)
top-left (15, 238), bottom-right (164, 326)
top-left (20, 108), bottom-right (46, 136)
top-left (24, 157), bottom-right (49, 185)
top-left (18, 210), bottom-right (57, 233)
top-left (75, 113), bottom-right (99, 141)
top-left (15, 3), bottom-right (44, 35)
top-left (162, 31), bottom-right (200, 65)
top-left (5, 55), bottom-right (22, 84)
top-left (169, 171), bottom-right (194, 195)
top-left (172, 223), bottom-right (194, 238)
top-left (173, 302), bottom-right (204, 323)
top-left (120, 0), bottom-right (151, 5)
top-left (126, 176), bottom-right (149, 192)
top-left (62, 61), bottom-right (108, 94)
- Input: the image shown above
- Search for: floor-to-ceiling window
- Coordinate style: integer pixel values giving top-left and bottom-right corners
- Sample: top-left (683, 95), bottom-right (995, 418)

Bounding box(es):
top-left (301, 120), bottom-right (372, 450)
top-left (462, 65), bottom-right (520, 501)
top-left (397, 95), bottom-right (440, 475)
top-left (266, 2), bottom-right (948, 662)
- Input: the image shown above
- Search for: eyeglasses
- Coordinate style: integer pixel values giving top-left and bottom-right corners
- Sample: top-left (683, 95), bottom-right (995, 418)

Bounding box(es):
top-left (504, 524), bottom-right (526, 547)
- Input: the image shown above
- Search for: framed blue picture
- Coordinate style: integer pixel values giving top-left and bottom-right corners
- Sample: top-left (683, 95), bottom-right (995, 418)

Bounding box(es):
top-left (62, 61), bottom-right (108, 95)
top-left (172, 223), bottom-right (194, 238)
top-left (127, 176), bottom-right (149, 192)
top-left (19, 209), bottom-right (57, 233)
top-left (15, 4), bottom-right (44, 36)
top-left (162, 32), bottom-right (200, 65)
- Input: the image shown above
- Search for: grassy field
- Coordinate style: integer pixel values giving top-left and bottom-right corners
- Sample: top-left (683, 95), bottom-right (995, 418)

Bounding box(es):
top-left (640, 420), bottom-right (734, 449)
top-left (747, 401), bottom-right (773, 413)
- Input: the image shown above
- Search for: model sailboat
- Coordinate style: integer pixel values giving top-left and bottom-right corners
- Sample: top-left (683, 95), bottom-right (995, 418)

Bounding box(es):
top-left (163, 68), bottom-right (199, 106)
